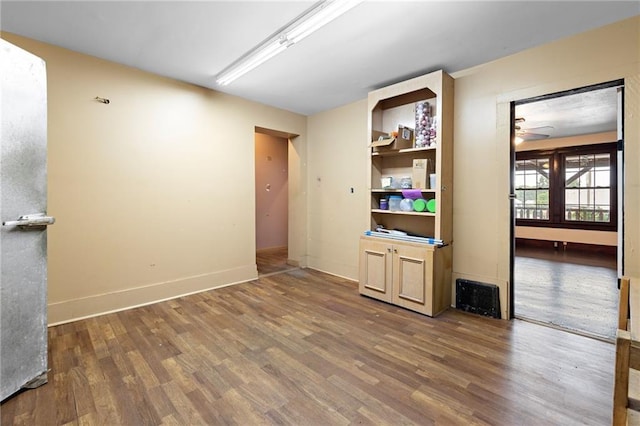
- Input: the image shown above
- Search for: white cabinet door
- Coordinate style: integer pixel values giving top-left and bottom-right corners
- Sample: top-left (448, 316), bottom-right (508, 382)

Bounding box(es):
top-left (392, 244), bottom-right (434, 315)
top-left (359, 238), bottom-right (392, 302)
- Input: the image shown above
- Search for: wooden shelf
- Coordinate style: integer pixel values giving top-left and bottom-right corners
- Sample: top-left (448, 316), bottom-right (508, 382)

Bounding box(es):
top-left (371, 188), bottom-right (435, 193)
top-left (371, 209), bottom-right (436, 217)
top-left (371, 146), bottom-right (437, 157)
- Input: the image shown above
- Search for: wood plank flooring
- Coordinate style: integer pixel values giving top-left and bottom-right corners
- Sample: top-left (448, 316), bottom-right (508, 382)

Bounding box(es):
top-left (1, 268), bottom-right (615, 425)
top-left (515, 246), bottom-right (618, 340)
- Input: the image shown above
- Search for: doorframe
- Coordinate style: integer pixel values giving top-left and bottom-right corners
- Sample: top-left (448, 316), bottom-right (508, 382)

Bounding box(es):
top-left (254, 126), bottom-right (300, 268)
top-left (508, 79), bottom-right (625, 320)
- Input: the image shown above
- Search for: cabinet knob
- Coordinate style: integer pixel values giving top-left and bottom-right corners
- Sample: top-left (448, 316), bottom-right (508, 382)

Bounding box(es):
top-left (387, 248), bottom-right (392, 253)
top-left (393, 248), bottom-right (398, 253)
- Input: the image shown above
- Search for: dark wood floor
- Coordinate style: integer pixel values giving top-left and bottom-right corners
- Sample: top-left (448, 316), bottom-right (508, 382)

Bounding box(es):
top-left (515, 246), bottom-right (618, 340)
top-left (256, 246), bottom-right (297, 276)
top-left (1, 268), bottom-right (615, 425)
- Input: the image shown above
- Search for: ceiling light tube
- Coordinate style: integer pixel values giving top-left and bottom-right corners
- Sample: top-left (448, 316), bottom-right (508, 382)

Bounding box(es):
top-left (287, 0), bottom-right (362, 44)
top-left (216, 0), bottom-right (363, 86)
top-left (217, 40), bottom-right (289, 86)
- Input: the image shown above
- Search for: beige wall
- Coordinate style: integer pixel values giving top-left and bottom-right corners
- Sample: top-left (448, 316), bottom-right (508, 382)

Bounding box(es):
top-left (2, 32), bottom-right (308, 325)
top-left (516, 131), bottom-right (617, 152)
top-left (306, 100), bottom-right (368, 279)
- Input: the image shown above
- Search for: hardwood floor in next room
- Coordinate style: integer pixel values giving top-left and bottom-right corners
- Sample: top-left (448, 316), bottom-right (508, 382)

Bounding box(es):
top-left (256, 246), bottom-right (297, 276)
top-left (515, 245), bottom-right (618, 341)
top-left (1, 268), bottom-right (615, 425)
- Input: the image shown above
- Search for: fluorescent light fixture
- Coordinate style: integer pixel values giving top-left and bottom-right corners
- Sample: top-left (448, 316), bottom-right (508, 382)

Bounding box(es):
top-left (287, 0), bottom-right (363, 43)
top-left (216, 38), bottom-right (290, 86)
top-left (216, 0), bottom-right (363, 86)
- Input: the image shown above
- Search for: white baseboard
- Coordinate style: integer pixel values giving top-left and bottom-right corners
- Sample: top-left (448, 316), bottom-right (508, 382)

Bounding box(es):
top-left (48, 265), bottom-right (258, 326)
top-left (307, 265), bottom-right (358, 283)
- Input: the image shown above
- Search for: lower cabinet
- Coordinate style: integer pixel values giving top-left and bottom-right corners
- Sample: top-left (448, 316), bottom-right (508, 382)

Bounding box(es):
top-left (358, 235), bottom-right (451, 317)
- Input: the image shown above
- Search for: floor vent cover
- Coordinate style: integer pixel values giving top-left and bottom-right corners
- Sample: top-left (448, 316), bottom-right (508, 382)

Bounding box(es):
top-left (456, 279), bottom-right (501, 319)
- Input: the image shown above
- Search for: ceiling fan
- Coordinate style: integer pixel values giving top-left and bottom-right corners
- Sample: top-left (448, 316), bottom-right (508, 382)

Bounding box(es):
top-left (515, 117), bottom-right (553, 141)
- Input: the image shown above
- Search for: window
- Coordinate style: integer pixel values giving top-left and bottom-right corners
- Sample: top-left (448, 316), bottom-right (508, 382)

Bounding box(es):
top-left (515, 157), bottom-right (550, 220)
top-left (515, 143), bottom-right (617, 231)
top-left (564, 153), bottom-right (611, 222)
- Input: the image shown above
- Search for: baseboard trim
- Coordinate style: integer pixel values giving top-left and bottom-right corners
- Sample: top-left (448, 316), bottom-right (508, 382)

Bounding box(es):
top-left (48, 265), bottom-right (258, 326)
top-left (516, 238), bottom-right (617, 256)
top-left (286, 259), bottom-right (300, 267)
top-left (307, 266), bottom-right (358, 283)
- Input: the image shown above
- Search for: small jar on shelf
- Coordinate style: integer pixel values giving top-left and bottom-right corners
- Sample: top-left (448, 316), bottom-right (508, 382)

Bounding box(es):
top-left (379, 198), bottom-right (388, 210)
top-left (388, 195), bottom-right (402, 211)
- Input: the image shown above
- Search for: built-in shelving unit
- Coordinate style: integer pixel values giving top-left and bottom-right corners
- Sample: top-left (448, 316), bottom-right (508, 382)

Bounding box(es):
top-left (359, 69), bottom-right (454, 317)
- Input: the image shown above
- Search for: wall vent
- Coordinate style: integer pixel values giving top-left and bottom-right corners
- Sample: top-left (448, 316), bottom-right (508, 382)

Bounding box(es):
top-left (455, 279), bottom-right (501, 319)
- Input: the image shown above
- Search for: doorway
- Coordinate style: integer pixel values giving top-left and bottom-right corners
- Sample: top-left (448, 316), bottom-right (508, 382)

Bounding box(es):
top-left (511, 81), bottom-right (624, 340)
top-left (254, 129), bottom-right (296, 276)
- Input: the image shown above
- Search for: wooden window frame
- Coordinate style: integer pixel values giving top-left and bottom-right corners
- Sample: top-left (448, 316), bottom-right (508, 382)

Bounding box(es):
top-left (514, 154), bottom-right (552, 222)
top-left (516, 142), bottom-right (617, 231)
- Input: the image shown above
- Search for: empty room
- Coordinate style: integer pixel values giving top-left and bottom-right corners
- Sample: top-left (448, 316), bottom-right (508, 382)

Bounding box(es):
top-left (1, 1), bottom-right (639, 425)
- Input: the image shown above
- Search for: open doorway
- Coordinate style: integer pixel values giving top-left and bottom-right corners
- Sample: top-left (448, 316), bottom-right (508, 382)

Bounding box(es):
top-left (254, 129), bottom-right (297, 276)
top-left (511, 81), bottom-right (624, 341)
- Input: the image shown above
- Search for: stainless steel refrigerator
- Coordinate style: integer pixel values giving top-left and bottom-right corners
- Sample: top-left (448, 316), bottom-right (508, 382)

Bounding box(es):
top-left (1, 38), bottom-right (54, 401)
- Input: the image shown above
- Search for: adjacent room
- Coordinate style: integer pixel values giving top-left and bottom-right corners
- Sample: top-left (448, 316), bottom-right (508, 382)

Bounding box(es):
top-left (1, 1), bottom-right (639, 425)
top-left (513, 83), bottom-right (622, 341)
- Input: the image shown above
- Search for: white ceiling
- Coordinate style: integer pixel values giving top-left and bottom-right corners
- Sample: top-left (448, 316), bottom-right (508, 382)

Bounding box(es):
top-left (516, 85), bottom-right (622, 140)
top-left (1, 1), bottom-right (638, 135)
